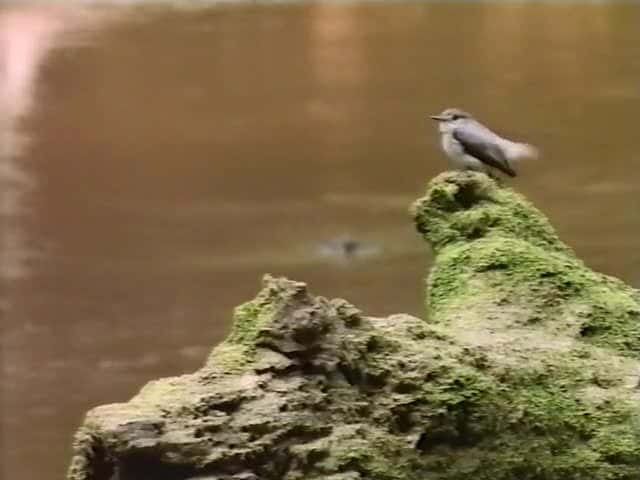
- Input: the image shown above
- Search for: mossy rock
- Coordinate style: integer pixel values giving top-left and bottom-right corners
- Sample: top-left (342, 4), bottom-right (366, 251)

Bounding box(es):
top-left (67, 172), bottom-right (640, 480)
top-left (412, 171), bottom-right (640, 358)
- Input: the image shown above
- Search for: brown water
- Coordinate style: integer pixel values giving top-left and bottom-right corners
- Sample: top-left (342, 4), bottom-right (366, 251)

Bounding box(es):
top-left (1, 2), bottom-right (639, 479)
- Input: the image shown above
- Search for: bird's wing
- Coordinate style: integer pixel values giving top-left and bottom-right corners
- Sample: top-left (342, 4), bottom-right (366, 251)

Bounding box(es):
top-left (453, 124), bottom-right (516, 177)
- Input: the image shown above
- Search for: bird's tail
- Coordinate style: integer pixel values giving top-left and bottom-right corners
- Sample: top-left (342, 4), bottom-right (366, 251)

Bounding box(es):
top-left (504, 141), bottom-right (540, 163)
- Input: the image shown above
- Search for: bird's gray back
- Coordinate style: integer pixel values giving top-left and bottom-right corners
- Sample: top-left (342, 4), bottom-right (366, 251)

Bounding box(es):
top-left (451, 119), bottom-right (516, 177)
top-left (455, 119), bottom-right (504, 144)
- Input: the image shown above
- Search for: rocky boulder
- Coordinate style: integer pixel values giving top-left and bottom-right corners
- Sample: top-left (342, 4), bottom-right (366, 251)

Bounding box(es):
top-left (67, 171), bottom-right (640, 480)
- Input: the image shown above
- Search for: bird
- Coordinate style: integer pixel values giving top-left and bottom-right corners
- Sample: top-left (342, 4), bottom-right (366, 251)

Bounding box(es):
top-left (429, 108), bottom-right (538, 177)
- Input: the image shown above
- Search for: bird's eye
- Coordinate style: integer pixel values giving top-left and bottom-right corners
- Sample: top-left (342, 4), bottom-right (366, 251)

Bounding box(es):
top-left (451, 114), bottom-right (460, 120)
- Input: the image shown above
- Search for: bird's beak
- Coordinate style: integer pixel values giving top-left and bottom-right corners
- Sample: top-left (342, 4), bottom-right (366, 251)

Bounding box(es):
top-left (429, 115), bottom-right (448, 121)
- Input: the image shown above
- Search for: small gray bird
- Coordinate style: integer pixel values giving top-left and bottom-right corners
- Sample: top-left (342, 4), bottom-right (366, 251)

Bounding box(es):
top-left (429, 108), bottom-right (538, 177)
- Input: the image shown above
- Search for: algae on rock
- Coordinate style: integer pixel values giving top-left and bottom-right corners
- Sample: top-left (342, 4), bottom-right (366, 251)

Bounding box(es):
top-left (411, 171), bottom-right (640, 358)
top-left (68, 171), bottom-right (640, 480)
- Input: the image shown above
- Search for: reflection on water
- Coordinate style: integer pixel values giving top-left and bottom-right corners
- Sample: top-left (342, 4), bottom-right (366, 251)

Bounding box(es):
top-left (0, 6), bottom-right (111, 282)
top-left (1, 2), bottom-right (639, 480)
top-left (0, 6), bottom-right (62, 282)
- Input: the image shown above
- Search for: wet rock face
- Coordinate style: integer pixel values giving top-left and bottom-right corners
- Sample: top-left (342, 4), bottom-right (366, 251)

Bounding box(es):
top-left (68, 172), bottom-right (640, 480)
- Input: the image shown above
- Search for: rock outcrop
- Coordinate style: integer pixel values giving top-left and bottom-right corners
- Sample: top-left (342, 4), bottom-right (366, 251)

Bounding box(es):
top-left (67, 171), bottom-right (640, 480)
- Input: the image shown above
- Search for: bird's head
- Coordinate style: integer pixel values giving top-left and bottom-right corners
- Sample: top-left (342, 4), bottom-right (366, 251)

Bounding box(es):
top-left (429, 108), bottom-right (472, 133)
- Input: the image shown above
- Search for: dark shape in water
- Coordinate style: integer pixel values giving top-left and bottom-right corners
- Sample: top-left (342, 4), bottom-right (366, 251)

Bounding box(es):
top-left (316, 235), bottom-right (382, 261)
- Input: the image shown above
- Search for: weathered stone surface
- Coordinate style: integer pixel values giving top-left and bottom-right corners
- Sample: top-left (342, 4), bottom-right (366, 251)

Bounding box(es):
top-left (68, 171), bottom-right (640, 480)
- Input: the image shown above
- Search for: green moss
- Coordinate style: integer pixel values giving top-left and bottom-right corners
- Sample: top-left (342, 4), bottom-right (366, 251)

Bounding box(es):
top-left (298, 343), bottom-right (640, 480)
top-left (206, 275), bottom-right (310, 371)
top-left (455, 402), bottom-right (640, 479)
top-left (426, 234), bottom-right (640, 358)
top-left (410, 164), bottom-right (640, 473)
top-left (577, 289), bottom-right (640, 356)
top-left (411, 172), bottom-right (570, 255)
top-left (226, 288), bottom-right (278, 347)
top-left (463, 394), bottom-right (640, 480)
top-left (397, 358), bottom-right (639, 479)
top-left (314, 430), bottom-right (424, 480)
top-left (431, 240), bottom-right (579, 310)
top-left (203, 299), bottom-right (266, 372)
top-left (205, 342), bottom-right (252, 373)
top-left (414, 172), bottom-right (640, 359)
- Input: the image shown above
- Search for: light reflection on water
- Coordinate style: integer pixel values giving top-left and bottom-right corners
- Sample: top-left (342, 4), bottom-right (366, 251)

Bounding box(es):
top-left (1, 2), bottom-right (639, 479)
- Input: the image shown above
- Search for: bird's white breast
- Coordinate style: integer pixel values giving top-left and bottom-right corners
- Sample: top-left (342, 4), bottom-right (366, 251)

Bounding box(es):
top-left (440, 132), bottom-right (484, 171)
top-left (441, 133), bottom-right (464, 160)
